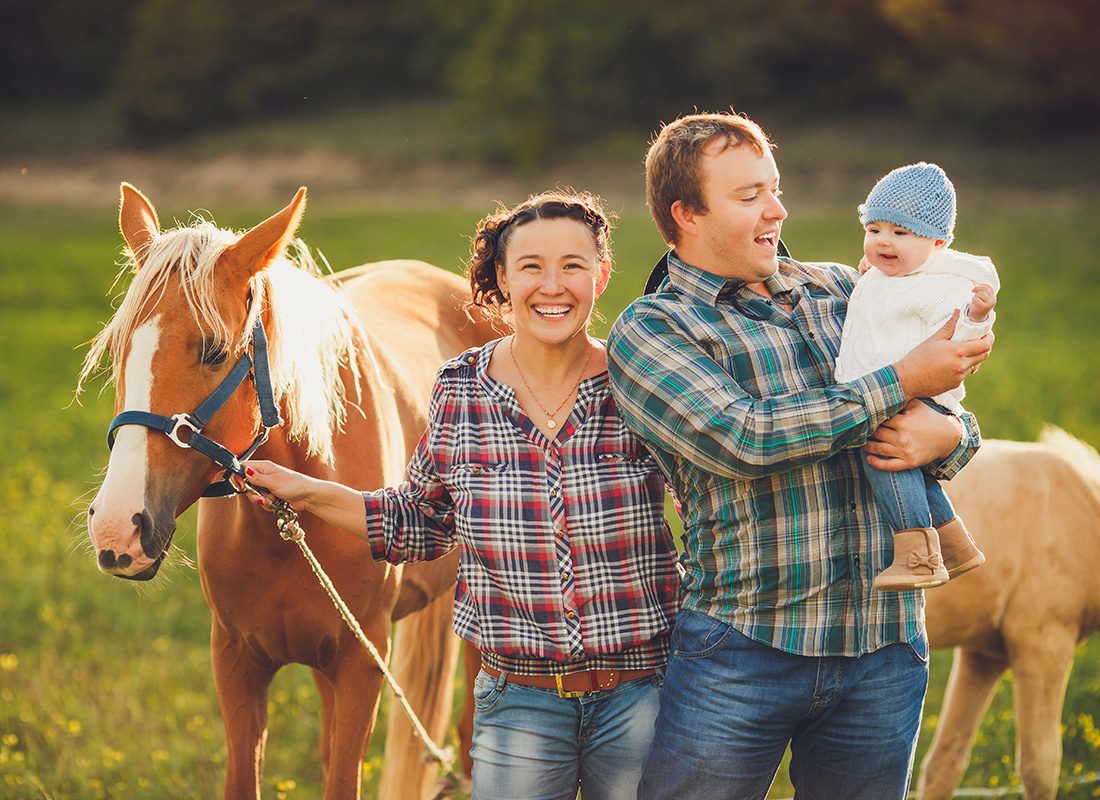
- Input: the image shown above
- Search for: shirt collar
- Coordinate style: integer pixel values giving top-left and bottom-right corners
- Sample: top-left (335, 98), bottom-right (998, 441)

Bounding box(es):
top-left (665, 251), bottom-right (814, 306)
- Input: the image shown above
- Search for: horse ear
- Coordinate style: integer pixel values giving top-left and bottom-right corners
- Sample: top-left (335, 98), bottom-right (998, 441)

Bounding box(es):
top-left (119, 183), bottom-right (160, 269)
top-left (224, 187), bottom-right (308, 280)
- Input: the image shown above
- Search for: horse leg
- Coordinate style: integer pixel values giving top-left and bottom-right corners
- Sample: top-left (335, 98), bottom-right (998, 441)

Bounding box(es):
top-left (917, 648), bottom-right (1006, 800)
top-left (211, 625), bottom-right (277, 800)
top-left (1010, 631), bottom-right (1077, 800)
top-left (313, 668), bottom-right (336, 779)
top-left (322, 643), bottom-right (388, 800)
top-left (456, 642), bottom-right (481, 781)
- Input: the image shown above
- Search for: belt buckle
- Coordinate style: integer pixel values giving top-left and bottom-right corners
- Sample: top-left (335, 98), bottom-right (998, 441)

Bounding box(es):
top-left (554, 673), bottom-right (588, 699)
top-left (555, 669), bottom-right (618, 698)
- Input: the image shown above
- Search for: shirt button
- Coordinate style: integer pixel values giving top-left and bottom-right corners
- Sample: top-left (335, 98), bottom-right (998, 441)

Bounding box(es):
top-left (561, 571), bottom-right (570, 581)
top-left (850, 502), bottom-right (857, 511)
top-left (566, 611), bottom-right (576, 619)
top-left (550, 488), bottom-right (559, 497)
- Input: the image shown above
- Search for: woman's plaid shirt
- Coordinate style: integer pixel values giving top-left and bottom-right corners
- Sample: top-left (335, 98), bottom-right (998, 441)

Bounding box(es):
top-left (607, 253), bottom-right (980, 658)
top-left (363, 339), bottom-right (680, 676)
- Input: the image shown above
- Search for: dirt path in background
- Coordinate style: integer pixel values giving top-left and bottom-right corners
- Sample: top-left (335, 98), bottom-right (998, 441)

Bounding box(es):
top-left (0, 149), bottom-right (649, 210)
top-left (3, 145), bottom-right (1090, 213)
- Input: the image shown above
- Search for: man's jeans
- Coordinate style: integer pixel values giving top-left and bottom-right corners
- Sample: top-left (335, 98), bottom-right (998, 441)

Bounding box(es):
top-left (639, 609), bottom-right (928, 800)
top-left (470, 668), bottom-right (661, 800)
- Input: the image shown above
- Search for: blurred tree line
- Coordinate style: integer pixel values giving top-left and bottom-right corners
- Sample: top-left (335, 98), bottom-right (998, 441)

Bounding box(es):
top-left (3, 0), bottom-right (1096, 164)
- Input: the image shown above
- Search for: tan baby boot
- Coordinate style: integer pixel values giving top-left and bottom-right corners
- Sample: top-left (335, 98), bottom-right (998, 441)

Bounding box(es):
top-left (935, 516), bottom-right (985, 579)
top-left (874, 527), bottom-right (949, 591)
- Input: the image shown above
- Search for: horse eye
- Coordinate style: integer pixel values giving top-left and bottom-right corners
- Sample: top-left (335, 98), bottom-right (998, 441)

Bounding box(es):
top-left (201, 345), bottom-right (229, 368)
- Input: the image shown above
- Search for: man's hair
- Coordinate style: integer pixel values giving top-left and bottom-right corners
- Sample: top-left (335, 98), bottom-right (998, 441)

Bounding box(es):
top-left (645, 112), bottom-right (775, 246)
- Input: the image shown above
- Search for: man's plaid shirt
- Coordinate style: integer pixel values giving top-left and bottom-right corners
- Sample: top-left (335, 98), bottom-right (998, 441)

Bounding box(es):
top-left (606, 253), bottom-right (980, 657)
top-left (364, 339), bottom-right (680, 676)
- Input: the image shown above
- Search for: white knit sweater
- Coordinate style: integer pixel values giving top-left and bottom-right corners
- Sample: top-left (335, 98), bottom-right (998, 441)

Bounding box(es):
top-left (834, 248), bottom-right (999, 412)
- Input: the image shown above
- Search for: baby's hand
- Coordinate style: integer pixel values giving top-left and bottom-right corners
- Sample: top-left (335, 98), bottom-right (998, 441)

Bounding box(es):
top-left (858, 256), bottom-right (873, 276)
top-left (968, 283), bottom-right (997, 323)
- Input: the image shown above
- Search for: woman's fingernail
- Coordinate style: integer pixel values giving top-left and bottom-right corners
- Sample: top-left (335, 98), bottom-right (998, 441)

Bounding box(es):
top-left (245, 467), bottom-right (254, 476)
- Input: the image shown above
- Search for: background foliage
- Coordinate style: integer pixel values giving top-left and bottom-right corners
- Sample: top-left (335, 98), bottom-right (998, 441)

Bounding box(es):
top-left (4, 0), bottom-right (1098, 162)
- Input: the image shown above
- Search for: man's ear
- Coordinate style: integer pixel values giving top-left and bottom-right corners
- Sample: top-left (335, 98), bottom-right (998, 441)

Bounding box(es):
top-left (670, 200), bottom-right (698, 240)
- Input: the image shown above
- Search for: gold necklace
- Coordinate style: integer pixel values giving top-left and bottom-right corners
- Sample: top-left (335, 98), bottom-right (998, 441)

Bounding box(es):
top-left (508, 336), bottom-right (595, 430)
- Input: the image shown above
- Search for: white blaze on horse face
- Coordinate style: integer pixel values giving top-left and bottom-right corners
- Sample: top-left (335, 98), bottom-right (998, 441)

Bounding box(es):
top-left (93, 316), bottom-right (161, 529)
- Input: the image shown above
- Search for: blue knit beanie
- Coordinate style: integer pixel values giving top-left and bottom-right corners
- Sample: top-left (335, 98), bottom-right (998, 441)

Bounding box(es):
top-left (859, 162), bottom-right (956, 243)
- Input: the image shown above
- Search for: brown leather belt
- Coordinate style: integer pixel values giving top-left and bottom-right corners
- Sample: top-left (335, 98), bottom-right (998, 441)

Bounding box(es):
top-left (482, 664), bottom-right (657, 698)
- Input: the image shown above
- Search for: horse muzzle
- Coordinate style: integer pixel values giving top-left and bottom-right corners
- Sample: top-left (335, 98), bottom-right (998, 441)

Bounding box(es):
top-left (88, 502), bottom-right (177, 580)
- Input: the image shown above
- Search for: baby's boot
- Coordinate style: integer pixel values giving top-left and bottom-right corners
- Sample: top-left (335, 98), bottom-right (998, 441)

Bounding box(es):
top-left (874, 527), bottom-right (950, 591)
top-left (935, 516), bottom-right (985, 579)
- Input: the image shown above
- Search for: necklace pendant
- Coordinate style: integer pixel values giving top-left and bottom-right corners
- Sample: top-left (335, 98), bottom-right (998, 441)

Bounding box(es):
top-left (546, 419), bottom-right (557, 429)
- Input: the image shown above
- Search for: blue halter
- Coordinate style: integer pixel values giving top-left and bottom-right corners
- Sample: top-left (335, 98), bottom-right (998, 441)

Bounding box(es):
top-left (106, 319), bottom-right (284, 498)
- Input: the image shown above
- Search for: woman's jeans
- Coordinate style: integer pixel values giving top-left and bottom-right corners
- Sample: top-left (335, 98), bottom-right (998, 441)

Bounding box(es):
top-left (862, 399), bottom-right (957, 531)
top-left (470, 667), bottom-right (661, 800)
top-left (640, 609), bottom-right (929, 800)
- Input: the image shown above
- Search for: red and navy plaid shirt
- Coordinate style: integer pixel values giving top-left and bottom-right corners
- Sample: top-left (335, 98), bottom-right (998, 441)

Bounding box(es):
top-left (364, 339), bottom-right (679, 676)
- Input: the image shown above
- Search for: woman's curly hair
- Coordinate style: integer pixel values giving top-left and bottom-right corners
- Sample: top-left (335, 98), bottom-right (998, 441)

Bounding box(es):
top-left (467, 189), bottom-right (614, 323)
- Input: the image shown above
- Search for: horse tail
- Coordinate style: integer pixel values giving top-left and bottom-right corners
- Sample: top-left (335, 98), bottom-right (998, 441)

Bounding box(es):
top-left (377, 589), bottom-right (461, 800)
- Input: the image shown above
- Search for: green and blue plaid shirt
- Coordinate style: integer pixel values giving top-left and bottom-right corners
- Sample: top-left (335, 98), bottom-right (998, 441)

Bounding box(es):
top-left (607, 253), bottom-right (979, 657)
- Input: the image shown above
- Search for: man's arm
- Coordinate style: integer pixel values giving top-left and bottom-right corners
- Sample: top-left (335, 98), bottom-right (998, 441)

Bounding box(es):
top-left (606, 305), bottom-right (908, 480)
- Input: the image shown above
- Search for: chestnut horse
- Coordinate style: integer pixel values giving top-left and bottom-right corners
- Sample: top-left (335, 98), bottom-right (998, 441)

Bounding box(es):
top-left (921, 428), bottom-right (1100, 799)
top-left (79, 184), bottom-right (494, 799)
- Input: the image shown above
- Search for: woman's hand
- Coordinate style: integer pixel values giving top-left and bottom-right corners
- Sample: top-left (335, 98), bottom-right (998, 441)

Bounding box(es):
top-left (863, 400), bottom-right (963, 470)
top-left (240, 460), bottom-right (369, 538)
top-left (240, 460), bottom-right (319, 512)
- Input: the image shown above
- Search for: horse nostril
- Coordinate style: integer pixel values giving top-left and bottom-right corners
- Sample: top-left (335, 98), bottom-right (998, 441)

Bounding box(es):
top-left (98, 550), bottom-right (117, 569)
top-left (117, 554), bottom-right (132, 568)
top-left (132, 512), bottom-right (144, 534)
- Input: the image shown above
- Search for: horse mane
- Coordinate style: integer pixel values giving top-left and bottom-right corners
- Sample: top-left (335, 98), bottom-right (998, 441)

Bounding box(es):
top-left (1039, 425), bottom-right (1100, 504)
top-left (77, 220), bottom-right (366, 465)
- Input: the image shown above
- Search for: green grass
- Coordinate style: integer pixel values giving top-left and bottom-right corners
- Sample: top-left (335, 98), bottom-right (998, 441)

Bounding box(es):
top-left (1, 186), bottom-right (1099, 799)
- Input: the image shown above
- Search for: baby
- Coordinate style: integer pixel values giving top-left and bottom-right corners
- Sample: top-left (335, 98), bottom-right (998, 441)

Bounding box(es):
top-left (836, 162), bottom-right (999, 592)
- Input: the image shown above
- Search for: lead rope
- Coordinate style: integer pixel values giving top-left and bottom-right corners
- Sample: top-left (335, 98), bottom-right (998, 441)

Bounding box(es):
top-left (239, 482), bottom-right (457, 776)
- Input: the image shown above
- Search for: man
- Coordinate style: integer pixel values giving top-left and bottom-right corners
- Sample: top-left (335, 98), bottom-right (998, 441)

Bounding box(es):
top-left (606, 112), bottom-right (991, 799)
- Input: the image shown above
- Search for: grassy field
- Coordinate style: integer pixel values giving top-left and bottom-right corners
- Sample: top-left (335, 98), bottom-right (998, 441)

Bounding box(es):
top-left (2, 132), bottom-right (1099, 798)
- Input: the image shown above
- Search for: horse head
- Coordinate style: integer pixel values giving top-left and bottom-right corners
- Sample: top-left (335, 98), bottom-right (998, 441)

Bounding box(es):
top-left (84, 184), bottom-right (307, 580)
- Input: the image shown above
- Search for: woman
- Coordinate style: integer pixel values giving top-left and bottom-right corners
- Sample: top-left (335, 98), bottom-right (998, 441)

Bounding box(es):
top-left (243, 190), bottom-right (680, 800)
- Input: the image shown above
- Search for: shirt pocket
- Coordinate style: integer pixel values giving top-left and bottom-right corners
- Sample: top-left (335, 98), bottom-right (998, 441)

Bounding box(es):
top-left (594, 451), bottom-right (657, 470)
top-left (448, 461), bottom-right (512, 477)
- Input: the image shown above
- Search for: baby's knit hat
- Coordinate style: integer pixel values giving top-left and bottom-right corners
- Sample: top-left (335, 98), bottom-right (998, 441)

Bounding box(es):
top-left (859, 162), bottom-right (956, 243)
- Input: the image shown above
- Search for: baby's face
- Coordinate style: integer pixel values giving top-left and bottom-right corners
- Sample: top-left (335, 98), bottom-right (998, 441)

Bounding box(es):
top-left (863, 221), bottom-right (946, 277)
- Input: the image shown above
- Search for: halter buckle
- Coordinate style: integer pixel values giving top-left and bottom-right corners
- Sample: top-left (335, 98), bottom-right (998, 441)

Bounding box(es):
top-left (166, 413), bottom-right (200, 449)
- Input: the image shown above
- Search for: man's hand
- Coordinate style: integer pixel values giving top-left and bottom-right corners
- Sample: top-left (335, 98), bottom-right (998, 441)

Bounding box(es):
top-left (894, 311), bottom-right (991, 399)
top-left (967, 283), bottom-right (997, 323)
top-left (864, 400), bottom-right (964, 470)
